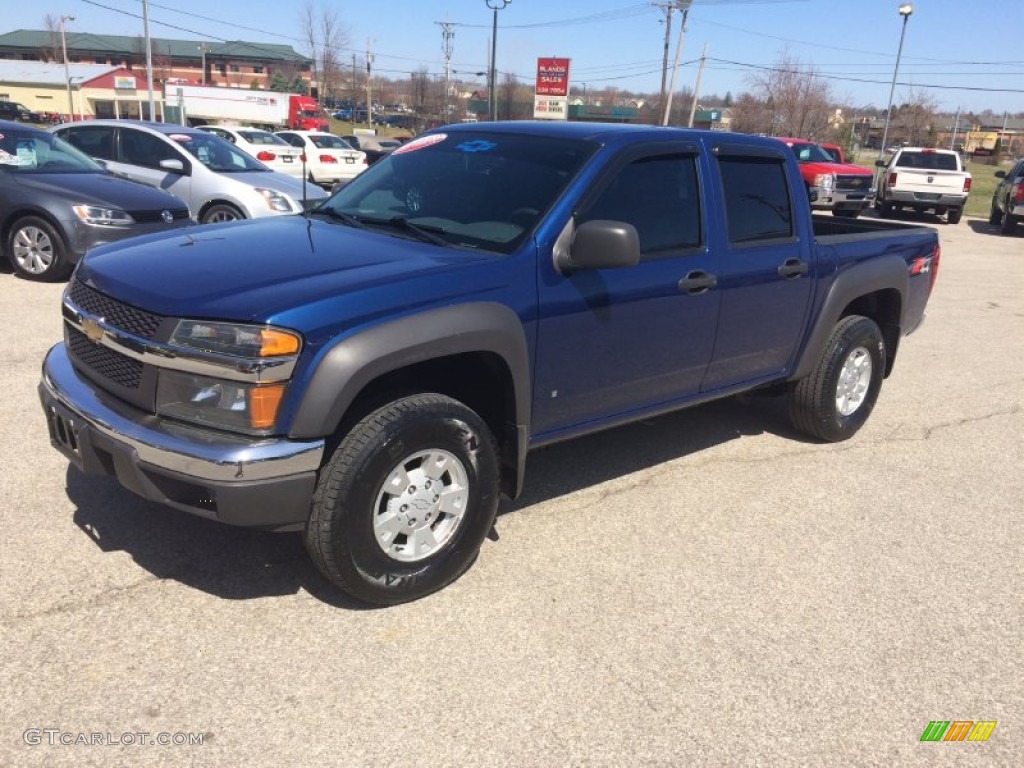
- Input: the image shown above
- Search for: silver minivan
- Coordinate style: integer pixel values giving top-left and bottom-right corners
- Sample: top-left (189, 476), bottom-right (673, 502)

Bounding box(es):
top-left (52, 120), bottom-right (327, 224)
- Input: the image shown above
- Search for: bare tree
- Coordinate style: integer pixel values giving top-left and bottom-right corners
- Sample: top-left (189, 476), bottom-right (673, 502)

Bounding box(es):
top-left (894, 86), bottom-right (939, 146)
top-left (746, 50), bottom-right (834, 138)
top-left (300, 0), bottom-right (350, 104)
top-left (43, 14), bottom-right (63, 62)
top-left (729, 92), bottom-right (773, 134)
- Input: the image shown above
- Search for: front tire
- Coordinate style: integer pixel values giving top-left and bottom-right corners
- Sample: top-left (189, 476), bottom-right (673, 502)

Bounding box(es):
top-left (789, 316), bottom-right (885, 442)
top-left (201, 203), bottom-right (244, 224)
top-left (7, 216), bottom-right (73, 281)
top-left (989, 199), bottom-right (1003, 225)
top-left (305, 394), bottom-right (501, 605)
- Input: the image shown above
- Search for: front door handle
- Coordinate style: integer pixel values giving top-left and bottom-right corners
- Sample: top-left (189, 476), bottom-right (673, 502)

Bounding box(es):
top-left (778, 258), bottom-right (808, 279)
top-left (679, 270), bottom-right (718, 295)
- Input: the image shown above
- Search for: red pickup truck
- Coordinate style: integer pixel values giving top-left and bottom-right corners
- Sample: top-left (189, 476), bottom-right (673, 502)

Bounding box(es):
top-left (777, 137), bottom-right (875, 218)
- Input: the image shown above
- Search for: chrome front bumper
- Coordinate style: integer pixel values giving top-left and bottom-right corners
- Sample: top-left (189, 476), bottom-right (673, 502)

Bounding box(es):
top-left (39, 343), bottom-right (324, 529)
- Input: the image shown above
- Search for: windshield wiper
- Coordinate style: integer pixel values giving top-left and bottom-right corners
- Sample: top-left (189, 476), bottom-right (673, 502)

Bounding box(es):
top-left (307, 208), bottom-right (366, 228)
top-left (367, 215), bottom-right (449, 246)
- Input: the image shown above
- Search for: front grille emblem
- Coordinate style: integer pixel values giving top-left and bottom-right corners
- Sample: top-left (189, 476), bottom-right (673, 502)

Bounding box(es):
top-left (81, 316), bottom-right (105, 344)
top-left (161, 210), bottom-right (174, 224)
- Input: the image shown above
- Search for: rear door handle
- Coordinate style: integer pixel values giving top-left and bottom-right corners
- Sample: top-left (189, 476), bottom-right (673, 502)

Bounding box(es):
top-left (778, 258), bottom-right (808, 279)
top-left (679, 270), bottom-right (718, 295)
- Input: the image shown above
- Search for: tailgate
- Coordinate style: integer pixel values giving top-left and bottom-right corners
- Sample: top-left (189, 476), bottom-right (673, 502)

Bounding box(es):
top-left (893, 168), bottom-right (967, 195)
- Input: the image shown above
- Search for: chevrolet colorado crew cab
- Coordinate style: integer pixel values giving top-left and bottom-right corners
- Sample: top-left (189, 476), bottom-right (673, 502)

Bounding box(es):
top-left (874, 147), bottom-right (972, 224)
top-left (39, 122), bottom-right (940, 605)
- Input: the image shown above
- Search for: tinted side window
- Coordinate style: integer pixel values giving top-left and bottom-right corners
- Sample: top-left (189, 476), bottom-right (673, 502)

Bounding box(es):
top-left (62, 126), bottom-right (116, 160)
top-left (118, 130), bottom-right (181, 168)
top-left (718, 157), bottom-right (793, 244)
top-left (580, 155), bottom-right (701, 258)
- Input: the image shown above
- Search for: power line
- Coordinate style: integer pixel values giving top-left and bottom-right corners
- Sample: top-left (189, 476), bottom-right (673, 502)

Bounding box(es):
top-left (709, 57), bottom-right (1024, 94)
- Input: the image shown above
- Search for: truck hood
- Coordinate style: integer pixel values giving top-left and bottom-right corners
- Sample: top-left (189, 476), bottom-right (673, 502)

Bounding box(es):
top-left (75, 215), bottom-right (493, 322)
top-left (799, 161), bottom-right (873, 176)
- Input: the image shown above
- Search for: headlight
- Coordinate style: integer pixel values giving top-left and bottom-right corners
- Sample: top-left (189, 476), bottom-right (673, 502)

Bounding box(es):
top-left (156, 370), bottom-right (286, 433)
top-left (813, 173), bottom-right (835, 189)
top-left (72, 204), bottom-right (134, 226)
top-left (255, 187), bottom-right (294, 213)
top-left (170, 320), bottom-right (301, 358)
top-left (160, 321), bottom-right (301, 432)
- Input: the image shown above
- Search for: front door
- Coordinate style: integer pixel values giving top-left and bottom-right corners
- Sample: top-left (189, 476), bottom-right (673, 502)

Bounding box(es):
top-left (533, 145), bottom-right (720, 438)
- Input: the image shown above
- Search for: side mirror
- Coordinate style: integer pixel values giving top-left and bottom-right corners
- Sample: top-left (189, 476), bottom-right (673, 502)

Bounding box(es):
top-left (159, 158), bottom-right (186, 174)
top-left (874, 159), bottom-right (887, 168)
top-left (994, 170), bottom-right (1006, 179)
top-left (554, 219), bottom-right (641, 274)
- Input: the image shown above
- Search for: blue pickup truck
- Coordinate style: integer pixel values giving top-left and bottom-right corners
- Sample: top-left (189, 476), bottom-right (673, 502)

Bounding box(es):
top-left (39, 122), bottom-right (940, 604)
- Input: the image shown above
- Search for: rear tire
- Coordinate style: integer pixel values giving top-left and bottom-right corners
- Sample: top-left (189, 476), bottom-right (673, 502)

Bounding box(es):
top-left (876, 199), bottom-right (894, 218)
top-left (789, 316), bottom-right (885, 442)
top-left (947, 207), bottom-right (962, 225)
top-left (1000, 212), bottom-right (1017, 235)
top-left (305, 394), bottom-right (501, 605)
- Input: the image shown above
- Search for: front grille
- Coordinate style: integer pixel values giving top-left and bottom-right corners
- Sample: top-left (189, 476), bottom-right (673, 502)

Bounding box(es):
top-left (67, 280), bottom-right (163, 339)
top-left (130, 208), bottom-right (190, 223)
top-left (67, 327), bottom-right (143, 389)
top-left (837, 175), bottom-right (873, 193)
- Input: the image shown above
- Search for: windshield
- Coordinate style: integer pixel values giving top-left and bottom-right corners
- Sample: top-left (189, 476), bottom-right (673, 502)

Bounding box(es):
top-left (170, 132), bottom-right (268, 172)
top-left (0, 129), bottom-right (105, 174)
top-left (237, 130), bottom-right (289, 146)
top-left (821, 146), bottom-right (842, 163)
top-left (310, 134), bottom-right (354, 150)
top-left (322, 131), bottom-right (597, 254)
top-left (788, 142), bottom-right (836, 164)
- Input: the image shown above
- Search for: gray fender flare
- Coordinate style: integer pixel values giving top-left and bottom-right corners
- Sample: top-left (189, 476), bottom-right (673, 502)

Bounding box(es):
top-left (790, 255), bottom-right (909, 382)
top-left (288, 302), bottom-right (531, 493)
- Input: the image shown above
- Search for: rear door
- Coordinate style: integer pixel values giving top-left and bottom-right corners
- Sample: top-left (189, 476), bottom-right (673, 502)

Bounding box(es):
top-left (699, 143), bottom-right (814, 392)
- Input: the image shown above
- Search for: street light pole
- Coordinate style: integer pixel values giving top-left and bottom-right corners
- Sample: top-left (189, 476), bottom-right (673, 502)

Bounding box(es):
top-left (486, 0), bottom-right (510, 122)
top-left (60, 15), bottom-right (74, 122)
top-left (878, 3), bottom-right (913, 161)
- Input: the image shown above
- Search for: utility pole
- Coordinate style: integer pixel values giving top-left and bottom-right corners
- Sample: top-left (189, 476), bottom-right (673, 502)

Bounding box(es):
top-left (654, 2), bottom-right (674, 112)
top-left (662, 1), bottom-right (691, 126)
top-left (142, 0), bottom-right (155, 120)
top-left (686, 41), bottom-right (707, 128)
top-left (950, 106), bottom-right (961, 151)
top-left (365, 39), bottom-right (373, 128)
top-left (436, 19), bottom-right (455, 122)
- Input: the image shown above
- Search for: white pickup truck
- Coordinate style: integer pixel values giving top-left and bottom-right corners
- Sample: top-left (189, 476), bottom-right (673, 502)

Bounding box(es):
top-left (874, 147), bottom-right (971, 224)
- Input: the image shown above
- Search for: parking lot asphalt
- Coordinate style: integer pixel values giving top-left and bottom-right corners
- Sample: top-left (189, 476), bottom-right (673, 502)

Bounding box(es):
top-left (1, 212), bottom-right (1021, 767)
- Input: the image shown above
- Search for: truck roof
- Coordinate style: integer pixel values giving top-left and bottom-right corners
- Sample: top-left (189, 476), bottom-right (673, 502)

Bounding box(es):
top-left (432, 120), bottom-right (787, 152)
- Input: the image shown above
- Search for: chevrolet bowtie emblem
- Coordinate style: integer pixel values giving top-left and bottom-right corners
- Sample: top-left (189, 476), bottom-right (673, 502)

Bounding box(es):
top-left (81, 316), bottom-right (105, 343)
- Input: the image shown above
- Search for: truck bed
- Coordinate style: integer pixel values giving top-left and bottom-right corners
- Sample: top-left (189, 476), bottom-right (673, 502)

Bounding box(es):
top-left (810, 214), bottom-right (936, 241)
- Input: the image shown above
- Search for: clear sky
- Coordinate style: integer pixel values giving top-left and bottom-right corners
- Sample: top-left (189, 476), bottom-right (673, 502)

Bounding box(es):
top-left (32, 0), bottom-right (1024, 114)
